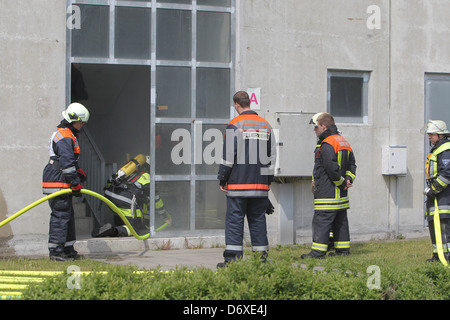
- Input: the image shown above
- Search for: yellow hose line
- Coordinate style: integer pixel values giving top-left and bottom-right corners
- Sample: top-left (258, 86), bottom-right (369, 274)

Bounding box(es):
top-left (0, 270), bottom-right (97, 277)
top-left (0, 270), bottom-right (153, 276)
top-left (0, 188), bottom-right (169, 241)
top-left (433, 198), bottom-right (449, 267)
top-left (0, 270), bottom-right (69, 276)
top-left (80, 189), bottom-right (150, 240)
top-left (0, 269), bottom-right (175, 300)
top-left (0, 293), bottom-right (22, 299)
top-left (0, 189), bottom-right (71, 229)
top-left (0, 284), bottom-right (28, 290)
top-left (0, 276), bottom-right (44, 283)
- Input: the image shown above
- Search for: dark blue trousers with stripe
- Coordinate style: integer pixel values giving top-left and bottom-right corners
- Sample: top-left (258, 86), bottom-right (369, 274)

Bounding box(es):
top-left (224, 197), bottom-right (270, 262)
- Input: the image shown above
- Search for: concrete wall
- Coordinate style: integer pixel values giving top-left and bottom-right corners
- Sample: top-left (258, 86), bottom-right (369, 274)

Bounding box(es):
top-left (0, 0), bottom-right (67, 255)
top-left (236, 0), bottom-right (450, 244)
top-left (389, 0), bottom-right (450, 235)
top-left (2, 0), bottom-right (450, 256)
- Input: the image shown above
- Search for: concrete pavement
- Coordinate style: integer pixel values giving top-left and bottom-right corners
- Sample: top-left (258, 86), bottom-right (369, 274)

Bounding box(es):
top-left (75, 235), bottom-right (226, 270)
top-left (88, 247), bottom-right (225, 270)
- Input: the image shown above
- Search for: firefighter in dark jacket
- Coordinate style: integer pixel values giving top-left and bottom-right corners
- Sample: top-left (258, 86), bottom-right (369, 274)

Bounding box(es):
top-left (42, 103), bottom-right (89, 261)
top-left (310, 112), bottom-right (334, 251)
top-left (422, 120), bottom-right (450, 262)
top-left (302, 112), bottom-right (356, 259)
top-left (217, 91), bottom-right (276, 267)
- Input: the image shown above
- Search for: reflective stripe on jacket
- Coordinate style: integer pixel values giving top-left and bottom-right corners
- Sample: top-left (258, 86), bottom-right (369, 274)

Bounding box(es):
top-left (42, 122), bottom-right (81, 194)
top-left (425, 139), bottom-right (450, 219)
top-left (313, 127), bottom-right (357, 211)
top-left (217, 110), bottom-right (276, 198)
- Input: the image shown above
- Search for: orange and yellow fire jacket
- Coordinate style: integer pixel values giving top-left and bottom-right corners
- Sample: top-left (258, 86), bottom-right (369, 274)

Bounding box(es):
top-left (313, 126), bottom-right (356, 211)
top-left (42, 121), bottom-right (81, 194)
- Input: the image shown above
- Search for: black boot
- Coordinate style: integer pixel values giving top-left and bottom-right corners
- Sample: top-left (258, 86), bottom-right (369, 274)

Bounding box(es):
top-left (427, 253), bottom-right (439, 262)
top-left (301, 251), bottom-right (325, 259)
top-left (328, 250), bottom-right (350, 257)
top-left (64, 246), bottom-right (84, 260)
top-left (427, 252), bottom-right (450, 262)
top-left (260, 251), bottom-right (268, 263)
top-left (216, 261), bottom-right (228, 268)
top-left (49, 247), bottom-right (67, 262)
top-left (50, 254), bottom-right (67, 262)
top-left (92, 223), bottom-right (117, 237)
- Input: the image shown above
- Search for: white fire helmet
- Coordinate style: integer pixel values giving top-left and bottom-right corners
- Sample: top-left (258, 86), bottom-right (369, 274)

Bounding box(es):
top-left (421, 120), bottom-right (450, 135)
top-left (62, 103), bottom-right (90, 123)
top-left (309, 112), bottom-right (325, 126)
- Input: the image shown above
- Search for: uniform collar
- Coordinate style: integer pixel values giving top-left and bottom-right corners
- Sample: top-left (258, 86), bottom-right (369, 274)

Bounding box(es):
top-left (58, 120), bottom-right (80, 136)
top-left (319, 125), bottom-right (339, 142)
top-left (240, 109), bottom-right (257, 115)
top-left (431, 137), bottom-right (450, 152)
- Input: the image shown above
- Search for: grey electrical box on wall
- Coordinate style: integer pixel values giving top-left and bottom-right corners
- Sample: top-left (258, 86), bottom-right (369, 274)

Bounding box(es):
top-left (382, 146), bottom-right (407, 176)
top-left (263, 112), bottom-right (316, 177)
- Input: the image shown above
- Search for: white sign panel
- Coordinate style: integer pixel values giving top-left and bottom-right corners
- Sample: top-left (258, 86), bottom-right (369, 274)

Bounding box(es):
top-left (248, 88), bottom-right (261, 110)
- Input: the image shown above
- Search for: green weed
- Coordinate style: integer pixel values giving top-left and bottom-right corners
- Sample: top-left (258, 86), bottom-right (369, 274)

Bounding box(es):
top-left (3, 238), bottom-right (450, 300)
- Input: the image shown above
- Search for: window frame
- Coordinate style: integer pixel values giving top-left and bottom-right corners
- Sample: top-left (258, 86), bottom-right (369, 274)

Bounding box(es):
top-left (327, 70), bottom-right (370, 124)
top-left (67, 0), bottom-right (235, 237)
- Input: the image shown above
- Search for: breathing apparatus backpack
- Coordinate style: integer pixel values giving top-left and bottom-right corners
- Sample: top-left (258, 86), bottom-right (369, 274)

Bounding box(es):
top-left (104, 154), bottom-right (150, 217)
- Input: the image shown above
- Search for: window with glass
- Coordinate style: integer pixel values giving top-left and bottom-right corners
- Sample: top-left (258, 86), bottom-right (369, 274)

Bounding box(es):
top-left (68, 0), bottom-right (234, 237)
top-left (425, 74), bottom-right (450, 124)
top-left (425, 73), bottom-right (450, 156)
top-left (327, 70), bottom-right (370, 124)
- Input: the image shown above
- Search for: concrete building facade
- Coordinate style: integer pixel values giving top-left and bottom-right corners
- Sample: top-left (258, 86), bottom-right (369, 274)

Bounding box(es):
top-left (1, 0), bottom-right (450, 256)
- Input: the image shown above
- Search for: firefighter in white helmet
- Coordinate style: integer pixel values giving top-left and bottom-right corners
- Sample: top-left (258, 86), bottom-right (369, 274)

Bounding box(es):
top-left (42, 103), bottom-right (90, 261)
top-left (309, 112), bottom-right (334, 251)
top-left (423, 120), bottom-right (450, 262)
top-left (302, 112), bottom-right (356, 259)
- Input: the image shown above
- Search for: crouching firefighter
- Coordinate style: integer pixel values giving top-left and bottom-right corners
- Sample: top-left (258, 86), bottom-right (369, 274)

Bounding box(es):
top-left (422, 120), bottom-right (450, 262)
top-left (42, 103), bottom-right (90, 261)
top-left (92, 154), bottom-right (171, 237)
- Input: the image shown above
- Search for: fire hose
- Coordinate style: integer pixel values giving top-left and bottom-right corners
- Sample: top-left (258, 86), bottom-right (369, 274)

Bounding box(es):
top-left (433, 198), bottom-right (449, 267)
top-left (0, 188), bottom-right (170, 240)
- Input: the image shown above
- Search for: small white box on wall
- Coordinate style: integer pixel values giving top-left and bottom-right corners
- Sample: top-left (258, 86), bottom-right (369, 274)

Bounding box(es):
top-left (382, 146), bottom-right (407, 176)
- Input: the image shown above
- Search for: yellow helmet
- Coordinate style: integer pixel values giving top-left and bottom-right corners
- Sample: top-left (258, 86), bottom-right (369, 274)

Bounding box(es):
top-left (62, 103), bottom-right (90, 123)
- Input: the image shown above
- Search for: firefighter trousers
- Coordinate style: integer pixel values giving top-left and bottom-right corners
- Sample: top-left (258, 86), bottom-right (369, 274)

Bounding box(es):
top-left (310, 209), bottom-right (350, 257)
top-left (428, 217), bottom-right (450, 254)
top-left (48, 194), bottom-right (76, 256)
top-left (223, 197), bottom-right (270, 262)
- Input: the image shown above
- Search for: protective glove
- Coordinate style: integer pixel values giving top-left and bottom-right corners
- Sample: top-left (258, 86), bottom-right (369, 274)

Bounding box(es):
top-left (423, 187), bottom-right (436, 198)
top-left (71, 184), bottom-right (84, 197)
top-left (266, 200), bottom-right (274, 215)
top-left (77, 168), bottom-right (87, 183)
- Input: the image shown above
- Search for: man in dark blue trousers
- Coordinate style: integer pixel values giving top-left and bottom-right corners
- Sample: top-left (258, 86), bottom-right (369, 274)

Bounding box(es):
top-left (217, 91), bottom-right (276, 267)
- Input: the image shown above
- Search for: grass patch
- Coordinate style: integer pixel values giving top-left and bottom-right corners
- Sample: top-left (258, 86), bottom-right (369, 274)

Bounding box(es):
top-left (2, 238), bottom-right (450, 300)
